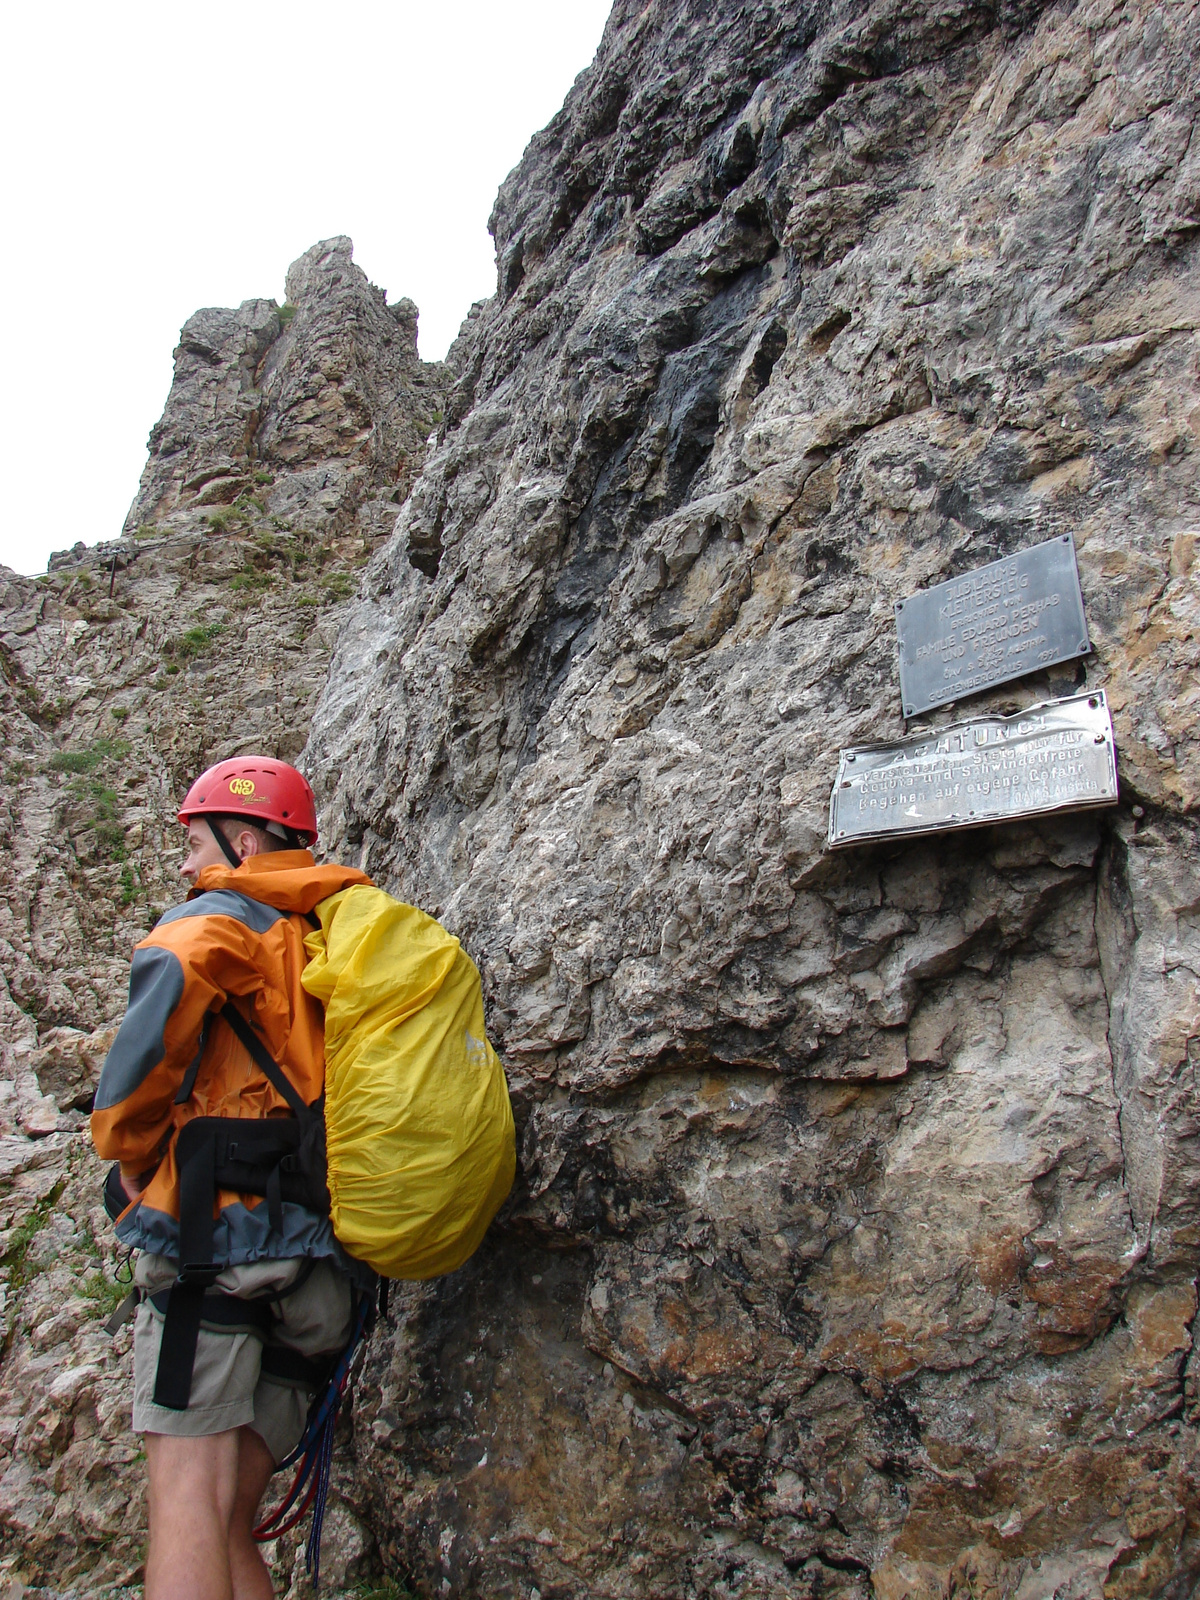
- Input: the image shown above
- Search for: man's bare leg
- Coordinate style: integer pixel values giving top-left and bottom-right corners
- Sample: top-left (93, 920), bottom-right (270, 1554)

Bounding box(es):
top-left (144, 1431), bottom-right (240, 1600)
top-left (228, 1426), bottom-right (278, 1600)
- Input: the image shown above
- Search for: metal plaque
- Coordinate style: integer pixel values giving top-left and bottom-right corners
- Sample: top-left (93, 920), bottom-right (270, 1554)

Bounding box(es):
top-left (896, 535), bottom-right (1090, 718)
top-left (828, 690), bottom-right (1117, 848)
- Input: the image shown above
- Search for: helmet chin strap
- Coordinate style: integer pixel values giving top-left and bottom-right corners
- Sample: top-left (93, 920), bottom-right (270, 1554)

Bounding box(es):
top-left (208, 816), bottom-right (244, 869)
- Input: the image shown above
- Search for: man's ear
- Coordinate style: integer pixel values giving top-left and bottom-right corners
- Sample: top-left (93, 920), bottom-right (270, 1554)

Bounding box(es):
top-left (235, 828), bottom-right (263, 860)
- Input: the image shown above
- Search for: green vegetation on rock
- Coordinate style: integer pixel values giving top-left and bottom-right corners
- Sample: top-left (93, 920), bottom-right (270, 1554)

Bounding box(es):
top-left (2, 1184), bottom-right (65, 1296)
top-left (49, 738), bottom-right (131, 775)
top-left (163, 622), bottom-right (224, 661)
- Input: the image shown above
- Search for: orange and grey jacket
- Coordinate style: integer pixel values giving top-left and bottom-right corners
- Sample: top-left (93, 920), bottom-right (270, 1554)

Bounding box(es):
top-left (91, 851), bottom-right (371, 1269)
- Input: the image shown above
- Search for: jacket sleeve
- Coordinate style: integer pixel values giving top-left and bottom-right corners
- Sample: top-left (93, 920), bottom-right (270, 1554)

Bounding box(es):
top-left (90, 911), bottom-right (262, 1175)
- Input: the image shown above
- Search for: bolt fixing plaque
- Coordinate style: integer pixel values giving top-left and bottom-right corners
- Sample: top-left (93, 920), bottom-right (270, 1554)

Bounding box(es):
top-left (895, 535), bottom-right (1090, 718)
top-left (827, 690), bottom-right (1118, 847)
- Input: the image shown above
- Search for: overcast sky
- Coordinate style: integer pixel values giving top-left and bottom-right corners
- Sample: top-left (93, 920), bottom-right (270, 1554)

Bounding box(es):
top-left (0, 1), bottom-right (612, 575)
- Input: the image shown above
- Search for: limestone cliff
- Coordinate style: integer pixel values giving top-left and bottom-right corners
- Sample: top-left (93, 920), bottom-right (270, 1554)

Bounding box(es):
top-left (0, 239), bottom-right (443, 1595)
top-left (305, 0), bottom-right (1200, 1595)
top-left (2, 0), bottom-right (1200, 1595)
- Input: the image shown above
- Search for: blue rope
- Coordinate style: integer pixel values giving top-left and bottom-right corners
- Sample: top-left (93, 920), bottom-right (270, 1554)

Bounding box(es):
top-left (279, 1291), bottom-right (371, 1472)
top-left (253, 1290), bottom-right (374, 1582)
top-left (306, 1407), bottom-right (338, 1588)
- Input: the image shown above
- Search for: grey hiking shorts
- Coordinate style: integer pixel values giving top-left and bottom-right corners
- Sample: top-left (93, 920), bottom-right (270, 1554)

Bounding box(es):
top-left (131, 1253), bottom-right (354, 1463)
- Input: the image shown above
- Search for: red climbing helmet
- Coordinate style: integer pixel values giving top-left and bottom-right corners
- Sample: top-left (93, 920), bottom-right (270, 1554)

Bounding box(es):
top-left (177, 757), bottom-right (319, 846)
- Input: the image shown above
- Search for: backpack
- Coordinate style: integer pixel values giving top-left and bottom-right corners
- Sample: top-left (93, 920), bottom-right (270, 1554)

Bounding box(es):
top-left (126, 884), bottom-right (515, 1414)
top-left (301, 884), bottom-right (516, 1278)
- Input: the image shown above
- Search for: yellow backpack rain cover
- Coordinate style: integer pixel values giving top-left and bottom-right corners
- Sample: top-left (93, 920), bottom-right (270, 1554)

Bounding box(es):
top-left (300, 884), bottom-right (515, 1279)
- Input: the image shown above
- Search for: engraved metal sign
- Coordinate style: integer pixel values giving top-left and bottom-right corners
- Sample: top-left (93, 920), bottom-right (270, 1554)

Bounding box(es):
top-left (828, 690), bottom-right (1117, 848)
top-left (896, 535), bottom-right (1090, 718)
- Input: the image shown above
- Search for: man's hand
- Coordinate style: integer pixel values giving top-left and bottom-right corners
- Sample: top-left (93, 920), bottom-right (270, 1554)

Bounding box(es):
top-left (121, 1166), bottom-right (156, 1204)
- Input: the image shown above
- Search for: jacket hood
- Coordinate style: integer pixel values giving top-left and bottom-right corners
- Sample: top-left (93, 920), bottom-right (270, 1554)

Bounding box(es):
top-left (192, 852), bottom-right (373, 914)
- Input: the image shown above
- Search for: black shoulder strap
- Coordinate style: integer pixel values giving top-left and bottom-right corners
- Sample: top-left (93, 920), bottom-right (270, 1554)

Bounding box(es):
top-left (155, 1114), bottom-right (221, 1409)
top-left (219, 1000), bottom-right (310, 1120)
top-left (153, 1000), bottom-right (312, 1412)
top-left (174, 1013), bottom-right (212, 1105)
top-left (154, 1003), bottom-right (314, 1413)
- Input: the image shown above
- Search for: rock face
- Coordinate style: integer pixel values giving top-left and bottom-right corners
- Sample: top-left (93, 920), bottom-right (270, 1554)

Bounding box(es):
top-left (2, 2), bottom-right (1199, 1593)
top-left (0, 241), bottom-right (443, 1595)
top-left (306, 0), bottom-right (1200, 1594)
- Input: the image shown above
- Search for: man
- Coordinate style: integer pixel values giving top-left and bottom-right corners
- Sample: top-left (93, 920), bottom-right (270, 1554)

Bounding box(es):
top-left (92, 757), bottom-right (373, 1600)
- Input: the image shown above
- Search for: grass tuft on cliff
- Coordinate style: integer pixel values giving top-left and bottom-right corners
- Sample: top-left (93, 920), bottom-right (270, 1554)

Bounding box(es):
top-left (49, 737), bottom-right (131, 775)
top-left (163, 622), bottom-right (224, 661)
top-left (2, 1183), bottom-right (66, 1296)
top-left (81, 1269), bottom-right (130, 1319)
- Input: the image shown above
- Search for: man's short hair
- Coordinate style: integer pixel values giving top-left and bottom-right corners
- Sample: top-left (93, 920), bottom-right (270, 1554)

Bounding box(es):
top-left (208, 813), bottom-right (306, 852)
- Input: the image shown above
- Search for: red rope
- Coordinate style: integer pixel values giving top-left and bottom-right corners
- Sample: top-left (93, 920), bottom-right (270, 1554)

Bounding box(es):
top-left (252, 1459), bottom-right (320, 1542)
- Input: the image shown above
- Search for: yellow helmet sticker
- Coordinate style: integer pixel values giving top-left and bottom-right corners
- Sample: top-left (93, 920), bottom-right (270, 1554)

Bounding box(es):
top-left (228, 777), bottom-right (267, 801)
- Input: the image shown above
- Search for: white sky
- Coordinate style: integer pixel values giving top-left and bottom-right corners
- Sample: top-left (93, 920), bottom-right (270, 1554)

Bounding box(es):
top-left (0, 1), bottom-right (612, 575)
